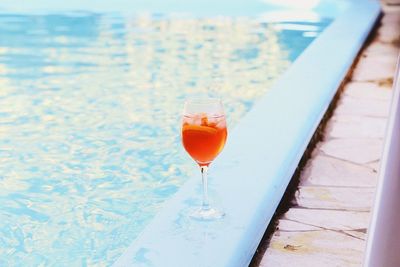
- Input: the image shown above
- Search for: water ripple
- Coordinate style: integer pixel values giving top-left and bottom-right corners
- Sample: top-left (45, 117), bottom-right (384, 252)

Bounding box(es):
top-left (0, 11), bottom-right (330, 266)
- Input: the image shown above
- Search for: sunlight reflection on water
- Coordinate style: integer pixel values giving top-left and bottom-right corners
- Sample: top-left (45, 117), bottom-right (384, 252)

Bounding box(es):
top-left (0, 12), bottom-right (330, 266)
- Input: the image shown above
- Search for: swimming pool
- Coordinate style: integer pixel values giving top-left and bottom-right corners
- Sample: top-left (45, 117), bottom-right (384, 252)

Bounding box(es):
top-left (0, 1), bottom-right (333, 266)
top-left (113, 0), bottom-right (379, 266)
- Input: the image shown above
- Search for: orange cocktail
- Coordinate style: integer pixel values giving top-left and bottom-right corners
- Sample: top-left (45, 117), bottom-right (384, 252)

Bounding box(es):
top-left (181, 98), bottom-right (227, 220)
top-left (182, 114), bottom-right (227, 167)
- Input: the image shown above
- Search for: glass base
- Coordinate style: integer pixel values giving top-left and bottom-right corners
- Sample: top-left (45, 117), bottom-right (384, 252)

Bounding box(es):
top-left (189, 206), bottom-right (225, 221)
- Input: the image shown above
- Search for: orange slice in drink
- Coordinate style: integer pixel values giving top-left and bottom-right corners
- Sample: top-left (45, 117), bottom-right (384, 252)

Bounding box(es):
top-left (182, 124), bottom-right (218, 135)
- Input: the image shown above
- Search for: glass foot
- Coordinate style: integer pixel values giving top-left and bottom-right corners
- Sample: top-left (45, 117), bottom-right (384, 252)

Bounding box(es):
top-left (189, 207), bottom-right (225, 221)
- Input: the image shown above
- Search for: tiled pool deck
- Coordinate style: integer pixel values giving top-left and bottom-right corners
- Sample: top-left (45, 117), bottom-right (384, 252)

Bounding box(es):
top-left (256, 1), bottom-right (400, 266)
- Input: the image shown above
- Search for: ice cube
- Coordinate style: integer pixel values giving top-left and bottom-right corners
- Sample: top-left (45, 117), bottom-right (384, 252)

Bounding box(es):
top-left (182, 115), bottom-right (194, 125)
top-left (216, 118), bottom-right (226, 129)
top-left (207, 116), bottom-right (217, 127)
top-left (193, 114), bottom-right (202, 126)
top-left (201, 116), bottom-right (209, 126)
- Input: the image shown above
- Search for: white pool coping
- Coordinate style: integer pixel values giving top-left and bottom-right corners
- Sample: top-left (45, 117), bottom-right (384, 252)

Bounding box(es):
top-left (114, 1), bottom-right (381, 266)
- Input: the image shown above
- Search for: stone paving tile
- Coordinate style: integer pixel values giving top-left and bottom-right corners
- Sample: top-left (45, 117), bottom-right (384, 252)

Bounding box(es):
top-left (276, 219), bottom-right (320, 232)
top-left (367, 160), bottom-right (381, 174)
top-left (362, 42), bottom-right (400, 58)
top-left (377, 26), bottom-right (400, 44)
top-left (276, 218), bottom-right (366, 243)
top-left (325, 115), bottom-right (387, 139)
top-left (378, 11), bottom-right (400, 44)
top-left (334, 97), bottom-right (391, 117)
top-left (300, 154), bottom-right (378, 187)
top-left (260, 230), bottom-right (365, 267)
top-left (351, 54), bottom-right (397, 82)
top-left (381, 0), bottom-right (400, 5)
top-left (261, 209), bottom-right (369, 266)
top-left (343, 229), bottom-right (366, 240)
top-left (381, 10), bottom-right (400, 25)
top-left (320, 138), bottom-right (383, 164)
top-left (294, 186), bottom-right (375, 212)
top-left (282, 208), bottom-right (370, 231)
top-left (257, 3), bottom-right (398, 266)
top-left (344, 82), bottom-right (392, 100)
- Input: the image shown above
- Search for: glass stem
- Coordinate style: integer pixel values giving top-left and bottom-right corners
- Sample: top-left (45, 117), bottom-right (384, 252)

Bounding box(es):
top-left (201, 166), bottom-right (210, 210)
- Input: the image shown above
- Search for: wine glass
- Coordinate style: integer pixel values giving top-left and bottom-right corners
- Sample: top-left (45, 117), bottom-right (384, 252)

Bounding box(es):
top-left (181, 98), bottom-right (227, 220)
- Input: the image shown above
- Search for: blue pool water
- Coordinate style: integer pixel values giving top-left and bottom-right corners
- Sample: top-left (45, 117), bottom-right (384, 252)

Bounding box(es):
top-left (0, 5), bottom-right (331, 266)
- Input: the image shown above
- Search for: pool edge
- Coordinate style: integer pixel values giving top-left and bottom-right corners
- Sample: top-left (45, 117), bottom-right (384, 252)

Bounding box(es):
top-left (113, 1), bottom-right (381, 266)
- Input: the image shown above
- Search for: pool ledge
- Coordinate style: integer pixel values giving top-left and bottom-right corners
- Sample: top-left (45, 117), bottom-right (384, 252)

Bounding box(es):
top-left (113, 1), bottom-right (380, 266)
